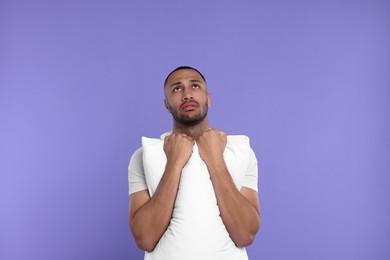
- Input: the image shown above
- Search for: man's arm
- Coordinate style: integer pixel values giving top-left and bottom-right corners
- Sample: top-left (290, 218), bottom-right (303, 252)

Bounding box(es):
top-left (197, 129), bottom-right (260, 247)
top-left (129, 133), bottom-right (194, 252)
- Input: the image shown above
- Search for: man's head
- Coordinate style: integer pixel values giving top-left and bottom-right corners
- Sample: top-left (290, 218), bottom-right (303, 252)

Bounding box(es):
top-left (164, 66), bottom-right (206, 87)
top-left (164, 66), bottom-right (210, 126)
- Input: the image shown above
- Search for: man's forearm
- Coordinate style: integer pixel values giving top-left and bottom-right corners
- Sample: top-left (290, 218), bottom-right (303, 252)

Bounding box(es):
top-left (207, 160), bottom-right (260, 247)
top-left (130, 164), bottom-right (182, 252)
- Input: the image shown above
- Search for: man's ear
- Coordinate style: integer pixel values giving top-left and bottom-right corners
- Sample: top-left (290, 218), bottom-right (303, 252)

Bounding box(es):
top-left (207, 94), bottom-right (211, 108)
top-left (164, 99), bottom-right (170, 112)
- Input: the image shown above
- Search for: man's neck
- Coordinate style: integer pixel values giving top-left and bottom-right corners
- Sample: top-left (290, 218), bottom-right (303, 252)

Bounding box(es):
top-left (172, 119), bottom-right (209, 140)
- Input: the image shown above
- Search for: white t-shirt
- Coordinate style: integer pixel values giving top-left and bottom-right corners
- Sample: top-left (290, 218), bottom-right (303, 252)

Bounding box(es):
top-left (128, 133), bottom-right (258, 260)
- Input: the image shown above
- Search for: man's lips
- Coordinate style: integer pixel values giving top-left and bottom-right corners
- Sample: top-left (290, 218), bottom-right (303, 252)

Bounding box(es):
top-left (181, 101), bottom-right (198, 111)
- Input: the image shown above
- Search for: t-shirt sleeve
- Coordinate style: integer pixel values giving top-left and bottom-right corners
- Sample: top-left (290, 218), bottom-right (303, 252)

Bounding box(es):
top-left (128, 147), bottom-right (148, 195)
top-left (241, 148), bottom-right (259, 192)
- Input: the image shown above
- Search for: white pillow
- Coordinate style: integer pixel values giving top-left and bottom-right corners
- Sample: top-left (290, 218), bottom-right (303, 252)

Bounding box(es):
top-left (141, 134), bottom-right (252, 260)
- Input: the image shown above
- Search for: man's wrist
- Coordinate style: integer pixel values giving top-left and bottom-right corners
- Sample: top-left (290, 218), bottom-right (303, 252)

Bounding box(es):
top-left (165, 161), bottom-right (184, 174)
top-left (205, 157), bottom-right (227, 175)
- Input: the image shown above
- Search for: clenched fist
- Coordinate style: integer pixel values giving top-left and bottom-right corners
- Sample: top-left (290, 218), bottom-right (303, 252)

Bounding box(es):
top-left (197, 128), bottom-right (227, 166)
top-left (164, 133), bottom-right (194, 170)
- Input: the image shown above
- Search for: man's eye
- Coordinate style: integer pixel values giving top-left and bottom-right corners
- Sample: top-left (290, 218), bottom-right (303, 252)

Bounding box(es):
top-left (192, 84), bottom-right (200, 89)
top-left (173, 87), bottom-right (182, 92)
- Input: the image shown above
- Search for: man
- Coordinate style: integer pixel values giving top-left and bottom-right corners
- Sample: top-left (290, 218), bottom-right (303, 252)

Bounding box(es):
top-left (128, 66), bottom-right (260, 260)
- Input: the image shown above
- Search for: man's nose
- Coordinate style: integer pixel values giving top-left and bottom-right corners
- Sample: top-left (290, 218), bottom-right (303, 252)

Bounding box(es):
top-left (182, 88), bottom-right (193, 101)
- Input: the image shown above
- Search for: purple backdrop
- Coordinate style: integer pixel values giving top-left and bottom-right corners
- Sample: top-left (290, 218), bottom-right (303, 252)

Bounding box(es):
top-left (1, 1), bottom-right (389, 259)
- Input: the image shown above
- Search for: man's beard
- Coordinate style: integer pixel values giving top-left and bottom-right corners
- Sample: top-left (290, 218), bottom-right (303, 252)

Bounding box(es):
top-left (169, 102), bottom-right (208, 126)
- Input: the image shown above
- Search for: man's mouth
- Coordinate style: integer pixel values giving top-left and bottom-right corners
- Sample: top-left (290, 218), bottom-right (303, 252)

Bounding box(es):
top-left (181, 101), bottom-right (198, 111)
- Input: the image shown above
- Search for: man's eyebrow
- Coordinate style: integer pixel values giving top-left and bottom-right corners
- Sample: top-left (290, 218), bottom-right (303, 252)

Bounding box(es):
top-left (169, 79), bottom-right (203, 88)
top-left (169, 81), bottom-right (182, 88)
top-left (190, 79), bottom-right (202, 83)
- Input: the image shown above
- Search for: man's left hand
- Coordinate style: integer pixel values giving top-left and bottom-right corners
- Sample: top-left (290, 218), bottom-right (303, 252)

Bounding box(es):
top-left (197, 128), bottom-right (227, 166)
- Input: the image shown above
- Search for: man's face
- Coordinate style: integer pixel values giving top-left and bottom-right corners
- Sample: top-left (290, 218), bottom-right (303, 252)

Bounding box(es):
top-left (164, 69), bottom-right (210, 126)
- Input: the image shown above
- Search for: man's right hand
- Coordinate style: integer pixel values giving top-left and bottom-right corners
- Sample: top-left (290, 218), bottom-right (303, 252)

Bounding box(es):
top-left (164, 133), bottom-right (194, 169)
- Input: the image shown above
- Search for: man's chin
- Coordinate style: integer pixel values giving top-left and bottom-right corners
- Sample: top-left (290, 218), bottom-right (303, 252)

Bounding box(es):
top-left (175, 115), bottom-right (206, 126)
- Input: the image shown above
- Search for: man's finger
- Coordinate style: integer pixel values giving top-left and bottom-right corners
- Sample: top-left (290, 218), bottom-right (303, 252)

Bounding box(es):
top-left (218, 131), bottom-right (226, 137)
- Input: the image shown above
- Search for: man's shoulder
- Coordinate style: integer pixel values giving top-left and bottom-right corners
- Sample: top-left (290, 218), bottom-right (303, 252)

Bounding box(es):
top-left (129, 147), bottom-right (143, 165)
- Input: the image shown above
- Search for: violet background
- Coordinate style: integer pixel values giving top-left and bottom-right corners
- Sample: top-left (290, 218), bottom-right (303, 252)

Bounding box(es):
top-left (1, 0), bottom-right (389, 259)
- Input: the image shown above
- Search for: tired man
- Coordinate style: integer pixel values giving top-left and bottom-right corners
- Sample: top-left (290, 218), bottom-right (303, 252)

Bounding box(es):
top-left (128, 66), bottom-right (260, 260)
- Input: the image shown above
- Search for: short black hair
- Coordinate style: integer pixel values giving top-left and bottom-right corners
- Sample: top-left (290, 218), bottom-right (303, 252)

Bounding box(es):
top-left (164, 66), bottom-right (206, 87)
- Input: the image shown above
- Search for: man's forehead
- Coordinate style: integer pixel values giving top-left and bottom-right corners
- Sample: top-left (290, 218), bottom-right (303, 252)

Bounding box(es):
top-left (166, 69), bottom-right (205, 84)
